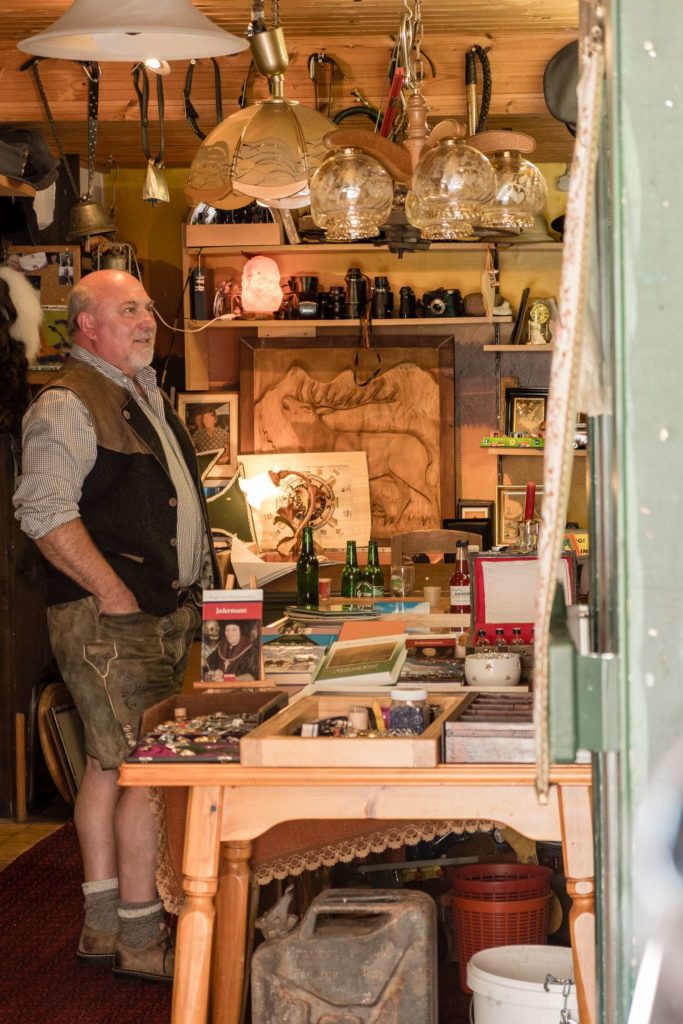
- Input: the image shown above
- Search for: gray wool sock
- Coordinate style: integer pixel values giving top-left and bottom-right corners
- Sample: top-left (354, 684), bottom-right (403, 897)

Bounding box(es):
top-left (117, 898), bottom-right (164, 949)
top-left (82, 878), bottom-right (119, 932)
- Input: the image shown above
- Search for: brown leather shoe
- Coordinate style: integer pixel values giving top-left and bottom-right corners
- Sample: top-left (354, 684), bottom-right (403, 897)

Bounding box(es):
top-left (112, 925), bottom-right (175, 983)
top-left (77, 923), bottom-right (118, 966)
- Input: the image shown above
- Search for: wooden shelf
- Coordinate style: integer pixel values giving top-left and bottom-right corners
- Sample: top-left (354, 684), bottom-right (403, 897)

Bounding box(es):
top-left (187, 316), bottom-right (493, 333)
top-left (484, 447), bottom-right (587, 457)
top-left (184, 242), bottom-right (494, 255)
top-left (483, 344), bottom-right (554, 352)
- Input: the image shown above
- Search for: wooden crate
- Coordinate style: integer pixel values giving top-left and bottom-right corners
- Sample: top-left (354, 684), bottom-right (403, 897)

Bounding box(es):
top-left (443, 692), bottom-right (534, 763)
top-left (240, 692), bottom-right (468, 768)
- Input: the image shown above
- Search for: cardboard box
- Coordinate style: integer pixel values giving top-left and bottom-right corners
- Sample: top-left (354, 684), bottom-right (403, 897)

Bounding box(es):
top-left (185, 223), bottom-right (284, 248)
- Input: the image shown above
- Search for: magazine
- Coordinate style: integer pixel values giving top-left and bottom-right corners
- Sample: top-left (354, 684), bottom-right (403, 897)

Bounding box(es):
top-left (313, 634), bottom-right (407, 690)
top-left (202, 588), bottom-right (263, 683)
top-left (398, 634), bottom-right (465, 684)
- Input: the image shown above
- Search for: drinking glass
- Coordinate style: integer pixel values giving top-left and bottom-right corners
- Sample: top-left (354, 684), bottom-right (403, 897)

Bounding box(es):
top-left (390, 563), bottom-right (415, 596)
top-left (517, 519), bottom-right (540, 554)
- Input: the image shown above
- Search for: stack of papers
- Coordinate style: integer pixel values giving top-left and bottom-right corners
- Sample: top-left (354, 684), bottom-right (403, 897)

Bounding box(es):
top-left (228, 535), bottom-right (340, 588)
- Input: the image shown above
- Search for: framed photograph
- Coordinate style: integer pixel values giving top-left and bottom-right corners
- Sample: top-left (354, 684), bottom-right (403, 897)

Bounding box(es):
top-left (455, 498), bottom-right (494, 522)
top-left (442, 517), bottom-right (493, 552)
top-left (177, 392), bottom-right (238, 479)
top-left (504, 387), bottom-right (548, 436)
top-left (496, 484), bottom-right (545, 546)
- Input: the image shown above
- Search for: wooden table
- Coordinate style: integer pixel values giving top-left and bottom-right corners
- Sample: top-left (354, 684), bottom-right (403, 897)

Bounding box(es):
top-left (118, 760), bottom-right (595, 1024)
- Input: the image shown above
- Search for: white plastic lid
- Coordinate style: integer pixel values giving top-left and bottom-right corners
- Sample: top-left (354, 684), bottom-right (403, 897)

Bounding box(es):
top-left (391, 687), bottom-right (428, 702)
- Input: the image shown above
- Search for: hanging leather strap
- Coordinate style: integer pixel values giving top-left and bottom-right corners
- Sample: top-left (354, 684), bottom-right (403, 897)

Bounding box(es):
top-left (21, 56), bottom-right (101, 200)
top-left (132, 64), bottom-right (165, 166)
top-left (184, 58), bottom-right (223, 140)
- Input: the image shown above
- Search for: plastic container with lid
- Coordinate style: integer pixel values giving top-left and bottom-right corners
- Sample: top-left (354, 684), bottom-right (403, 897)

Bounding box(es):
top-left (389, 688), bottom-right (429, 734)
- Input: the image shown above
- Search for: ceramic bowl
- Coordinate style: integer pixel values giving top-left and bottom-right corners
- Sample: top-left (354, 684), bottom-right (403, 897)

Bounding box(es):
top-left (464, 651), bottom-right (522, 687)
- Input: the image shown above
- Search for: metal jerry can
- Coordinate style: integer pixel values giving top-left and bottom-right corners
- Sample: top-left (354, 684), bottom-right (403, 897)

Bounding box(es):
top-left (251, 888), bottom-right (437, 1023)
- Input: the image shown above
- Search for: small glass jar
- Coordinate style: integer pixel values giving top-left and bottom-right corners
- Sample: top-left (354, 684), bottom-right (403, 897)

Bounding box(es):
top-left (389, 688), bottom-right (429, 734)
top-left (475, 628), bottom-right (491, 650)
top-left (494, 627), bottom-right (507, 648)
top-left (510, 627), bottom-right (525, 646)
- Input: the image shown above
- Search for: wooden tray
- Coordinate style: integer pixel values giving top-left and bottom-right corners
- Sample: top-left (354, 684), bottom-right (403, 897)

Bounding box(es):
top-left (443, 692), bottom-right (534, 763)
top-left (240, 692), bottom-right (468, 769)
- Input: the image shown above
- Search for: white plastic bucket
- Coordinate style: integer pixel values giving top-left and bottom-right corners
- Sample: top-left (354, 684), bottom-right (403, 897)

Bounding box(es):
top-left (467, 945), bottom-right (579, 1023)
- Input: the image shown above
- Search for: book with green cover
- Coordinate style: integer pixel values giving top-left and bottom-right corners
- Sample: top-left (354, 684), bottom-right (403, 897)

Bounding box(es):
top-left (313, 634), bottom-right (407, 690)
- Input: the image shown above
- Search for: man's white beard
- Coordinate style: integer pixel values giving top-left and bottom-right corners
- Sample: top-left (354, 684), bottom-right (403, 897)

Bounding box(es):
top-left (130, 340), bottom-right (155, 369)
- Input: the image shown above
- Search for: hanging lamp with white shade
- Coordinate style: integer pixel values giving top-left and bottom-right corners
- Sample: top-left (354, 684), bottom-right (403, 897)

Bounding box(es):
top-left (18, 0), bottom-right (249, 62)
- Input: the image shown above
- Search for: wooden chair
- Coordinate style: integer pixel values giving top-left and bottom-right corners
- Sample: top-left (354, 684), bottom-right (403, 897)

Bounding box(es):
top-left (390, 528), bottom-right (486, 564)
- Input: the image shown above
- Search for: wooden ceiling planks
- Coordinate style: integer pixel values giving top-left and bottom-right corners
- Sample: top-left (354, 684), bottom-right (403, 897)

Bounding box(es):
top-left (0, 2), bottom-right (577, 166)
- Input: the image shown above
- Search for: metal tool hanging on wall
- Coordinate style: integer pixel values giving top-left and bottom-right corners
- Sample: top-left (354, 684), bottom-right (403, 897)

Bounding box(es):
top-left (465, 45), bottom-right (491, 135)
top-left (22, 56), bottom-right (115, 241)
top-left (132, 63), bottom-right (169, 204)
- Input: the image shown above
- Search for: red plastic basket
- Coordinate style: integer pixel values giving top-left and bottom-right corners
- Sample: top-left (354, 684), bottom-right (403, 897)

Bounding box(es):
top-left (451, 863), bottom-right (552, 902)
top-left (451, 892), bottom-right (551, 992)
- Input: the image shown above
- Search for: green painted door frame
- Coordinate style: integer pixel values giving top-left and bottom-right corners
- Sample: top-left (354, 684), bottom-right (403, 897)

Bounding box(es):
top-left (595, 0), bottom-right (683, 1019)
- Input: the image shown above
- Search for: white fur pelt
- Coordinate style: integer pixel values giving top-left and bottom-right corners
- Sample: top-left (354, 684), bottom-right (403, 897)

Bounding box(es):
top-left (0, 265), bottom-right (43, 365)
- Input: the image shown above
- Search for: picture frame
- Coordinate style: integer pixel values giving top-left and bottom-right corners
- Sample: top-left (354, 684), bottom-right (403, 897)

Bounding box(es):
top-left (455, 499), bottom-right (494, 522)
top-left (177, 392), bottom-right (238, 479)
top-left (496, 484), bottom-right (545, 546)
top-left (442, 517), bottom-right (493, 553)
top-left (504, 387), bottom-right (548, 436)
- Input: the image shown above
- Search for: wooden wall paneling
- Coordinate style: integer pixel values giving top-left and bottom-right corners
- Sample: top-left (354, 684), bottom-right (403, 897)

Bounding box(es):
top-left (0, 26), bottom-right (577, 167)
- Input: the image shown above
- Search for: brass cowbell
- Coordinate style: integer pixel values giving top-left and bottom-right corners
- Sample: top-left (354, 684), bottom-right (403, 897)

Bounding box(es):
top-left (143, 159), bottom-right (170, 205)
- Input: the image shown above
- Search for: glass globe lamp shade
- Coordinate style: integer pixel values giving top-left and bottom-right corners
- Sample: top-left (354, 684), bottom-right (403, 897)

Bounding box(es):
top-left (310, 147), bottom-right (394, 241)
top-left (406, 138), bottom-right (496, 238)
top-left (479, 151), bottom-right (548, 232)
top-left (405, 191), bottom-right (475, 240)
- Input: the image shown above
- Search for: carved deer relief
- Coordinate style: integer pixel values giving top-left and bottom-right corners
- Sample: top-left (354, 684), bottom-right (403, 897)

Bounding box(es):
top-left (254, 360), bottom-right (441, 533)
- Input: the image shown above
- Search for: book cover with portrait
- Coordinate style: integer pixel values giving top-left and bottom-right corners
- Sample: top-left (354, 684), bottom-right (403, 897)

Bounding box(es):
top-left (201, 589), bottom-right (263, 683)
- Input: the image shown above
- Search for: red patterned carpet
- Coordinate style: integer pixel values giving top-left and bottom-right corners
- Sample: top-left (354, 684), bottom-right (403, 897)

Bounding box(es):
top-left (0, 822), bottom-right (469, 1024)
top-left (0, 822), bottom-right (171, 1024)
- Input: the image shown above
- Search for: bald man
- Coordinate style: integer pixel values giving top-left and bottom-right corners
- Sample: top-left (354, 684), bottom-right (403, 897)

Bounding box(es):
top-left (14, 271), bottom-right (218, 982)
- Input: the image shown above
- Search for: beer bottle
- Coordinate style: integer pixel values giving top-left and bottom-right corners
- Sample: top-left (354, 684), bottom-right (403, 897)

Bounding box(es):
top-left (359, 540), bottom-right (384, 597)
top-left (296, 526), bottom-right (319, 608)
top-left (449, 539), bottom-right (471, 613)
top-left (341, 540), bottom-right (360, 598)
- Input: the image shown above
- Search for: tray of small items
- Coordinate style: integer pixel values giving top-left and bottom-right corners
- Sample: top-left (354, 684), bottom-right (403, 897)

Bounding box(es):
top-left (126, 690), bottom-right (288, 764)
top-left (240, 691), bottom-right (469, 768)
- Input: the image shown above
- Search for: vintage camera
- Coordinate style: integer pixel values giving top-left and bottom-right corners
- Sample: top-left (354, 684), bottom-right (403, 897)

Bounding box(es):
top-left (288, 275), bottom-right (320, 319)
top-left (422, 288), bottom-right (463, 318)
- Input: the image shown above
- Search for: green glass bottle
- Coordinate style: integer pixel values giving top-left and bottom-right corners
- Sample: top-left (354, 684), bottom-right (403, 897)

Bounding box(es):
top-left (296, 526), bottom-right (319, 608)
top-left (359, 540), bottom-right (384, 597)
top-left (340, 540), bottom-right (360, 598)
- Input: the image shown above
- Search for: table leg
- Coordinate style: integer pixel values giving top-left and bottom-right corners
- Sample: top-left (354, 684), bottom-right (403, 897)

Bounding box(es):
top-left (212, 840), bottom-right (253, 1024)
top-left (173, 785), bottom-right (223, 1024)
top-left (559, 784), bottom-right (596, 1024)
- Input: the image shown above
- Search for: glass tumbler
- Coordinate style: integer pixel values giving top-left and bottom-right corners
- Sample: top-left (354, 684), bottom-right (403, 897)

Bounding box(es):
top-left (390, 563), bottom-right (415, 596)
